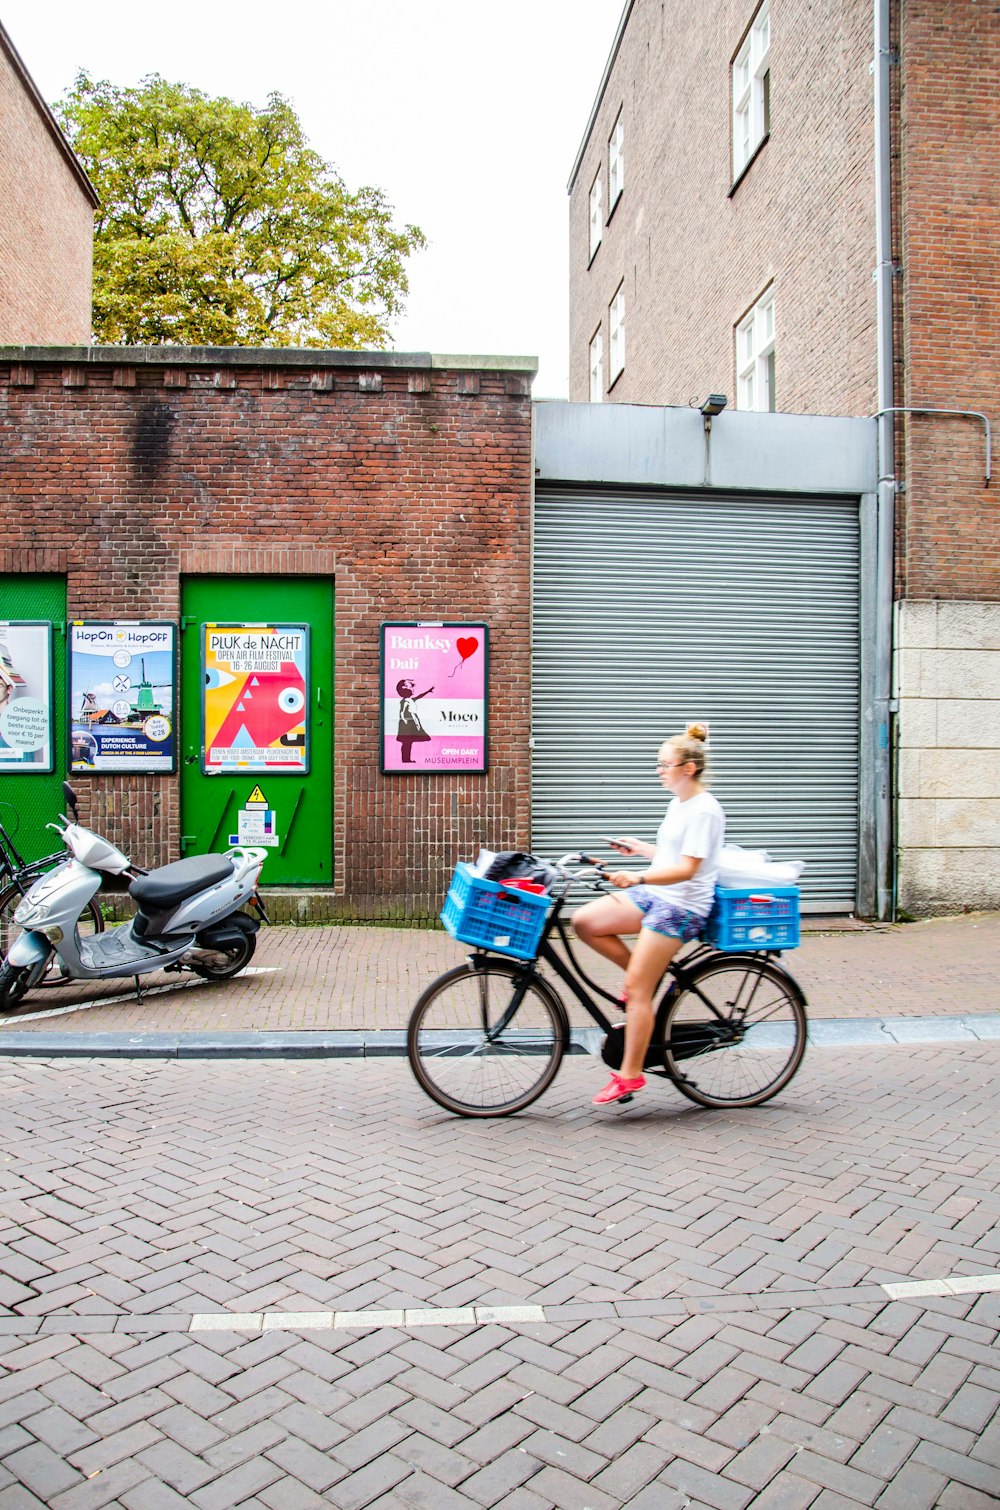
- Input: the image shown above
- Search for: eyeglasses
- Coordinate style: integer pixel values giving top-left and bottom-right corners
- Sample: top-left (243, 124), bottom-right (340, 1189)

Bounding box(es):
top-left (657, 760), bottom-right (688, 771)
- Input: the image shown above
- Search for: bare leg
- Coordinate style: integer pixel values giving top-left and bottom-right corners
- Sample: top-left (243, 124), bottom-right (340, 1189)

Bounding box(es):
top-left (572, 895), bottom-right (644, 972)
top-left (619, 928), bottom-right (684, 1079)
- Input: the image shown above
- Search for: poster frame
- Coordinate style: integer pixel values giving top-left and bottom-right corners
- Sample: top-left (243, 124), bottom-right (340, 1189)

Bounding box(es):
top-left (379, 620), bottom-right (490, 776)
top-left (201, 621), bottom-right (311, 777)
top-left (0, 620), bottom-right (54, 774)
top-left (69, 621), bottom-right (177, 775)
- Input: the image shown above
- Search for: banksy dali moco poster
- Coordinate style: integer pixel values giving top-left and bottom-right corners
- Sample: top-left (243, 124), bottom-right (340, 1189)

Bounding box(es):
top-left (0, 621), bottom-right (53, 771)
top-left (203, 624), bottom-right (309, 774)
top-left (380, 622), bottom-right (488, 773)
top-left (70, 623), bottom-right (175, 773)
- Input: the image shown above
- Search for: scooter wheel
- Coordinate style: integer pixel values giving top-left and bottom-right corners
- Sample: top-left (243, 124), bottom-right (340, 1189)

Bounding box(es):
top-left (188, 932), bottom-right (256, 981)
top-left (0, 960), bottom-right (33, 1012)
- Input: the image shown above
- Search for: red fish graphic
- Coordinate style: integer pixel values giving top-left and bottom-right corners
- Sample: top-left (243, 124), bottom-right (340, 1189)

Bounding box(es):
top-left (212, 662), bottom-right (307, 752)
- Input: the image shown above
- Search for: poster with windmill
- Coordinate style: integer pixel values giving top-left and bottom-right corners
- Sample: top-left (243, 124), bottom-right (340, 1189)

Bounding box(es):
top-left (70, 623), bottom-right (176, 772)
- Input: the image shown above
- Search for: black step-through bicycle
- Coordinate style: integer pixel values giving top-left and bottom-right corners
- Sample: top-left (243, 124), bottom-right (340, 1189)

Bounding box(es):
top-left (407, 854), bottom-right (808, 1118)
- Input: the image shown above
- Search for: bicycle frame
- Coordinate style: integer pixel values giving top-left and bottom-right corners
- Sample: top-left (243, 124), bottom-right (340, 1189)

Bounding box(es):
top-left (0, 805), bottom-right (73, 897)
top-left (474, 880), bottom-right (793, 1045)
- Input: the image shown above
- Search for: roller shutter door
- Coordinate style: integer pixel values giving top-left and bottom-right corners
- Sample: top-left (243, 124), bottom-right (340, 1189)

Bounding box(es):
top-left (532, 488), bottom-right (860, 910)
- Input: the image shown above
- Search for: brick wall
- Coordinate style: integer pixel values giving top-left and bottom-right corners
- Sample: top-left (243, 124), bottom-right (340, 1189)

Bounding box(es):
top-left (0, 351), bottom-right (535, 917)
top-left (568, 0), bottom-right (877, 416)
top-left (897, 0), bottom-right (999, 603)
top-left (0, 28), bottom-right (95, 345)
top-left (892, 1), bottom-right (1000, 915)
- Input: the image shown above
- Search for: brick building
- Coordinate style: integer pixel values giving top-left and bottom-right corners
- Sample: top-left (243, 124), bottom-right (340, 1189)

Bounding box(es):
top-left (568, 0), bottom-right (1000, 915)
top-left (0, 347), bottom-right (535, 919)
top-left (0, 20), bottom-right (97, 345)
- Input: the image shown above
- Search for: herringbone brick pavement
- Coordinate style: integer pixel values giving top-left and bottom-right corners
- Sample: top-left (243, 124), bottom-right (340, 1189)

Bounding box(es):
top-left (1, 1047), bottom-right (998, 1505)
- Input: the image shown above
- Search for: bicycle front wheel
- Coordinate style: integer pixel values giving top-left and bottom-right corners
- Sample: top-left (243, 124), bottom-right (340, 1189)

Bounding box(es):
top-left (408, 960), bottom-right (567, 1117)
top-left (0, 883), bottom-right (104, 988)
top-left (663, 954), bottom-right (807, 1109)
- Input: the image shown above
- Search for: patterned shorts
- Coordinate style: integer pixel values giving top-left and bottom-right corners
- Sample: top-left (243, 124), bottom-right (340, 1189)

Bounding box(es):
top-left (629, 888), bottom-right (705, 942)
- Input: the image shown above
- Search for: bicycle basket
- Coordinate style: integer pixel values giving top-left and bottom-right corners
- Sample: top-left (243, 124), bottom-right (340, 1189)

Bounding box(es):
top-left (441, 862), bottom-right (551, 960)
top-left (704, 886), bottom-right (800, 952)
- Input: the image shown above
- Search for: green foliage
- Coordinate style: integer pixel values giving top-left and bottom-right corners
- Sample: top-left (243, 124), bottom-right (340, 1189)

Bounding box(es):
top-left (57, 74), bottom-right (425, 348)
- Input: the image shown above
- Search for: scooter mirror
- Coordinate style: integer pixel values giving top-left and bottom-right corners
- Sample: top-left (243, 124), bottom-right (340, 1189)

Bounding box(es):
top-left (61, 781), bottom-right (79, 818)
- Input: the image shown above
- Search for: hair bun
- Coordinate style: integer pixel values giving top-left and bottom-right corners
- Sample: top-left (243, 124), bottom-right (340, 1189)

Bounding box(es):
top-left (685, 721), bottom-right (709, 742)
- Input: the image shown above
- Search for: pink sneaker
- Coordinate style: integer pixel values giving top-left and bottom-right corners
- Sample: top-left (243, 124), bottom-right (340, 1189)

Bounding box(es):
top-left (593, 1072), bottom-right (646, 1106)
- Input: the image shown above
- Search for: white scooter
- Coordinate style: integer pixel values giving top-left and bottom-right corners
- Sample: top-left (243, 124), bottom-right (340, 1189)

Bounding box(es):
top-left (0, 784), bottom-right (268, 1012)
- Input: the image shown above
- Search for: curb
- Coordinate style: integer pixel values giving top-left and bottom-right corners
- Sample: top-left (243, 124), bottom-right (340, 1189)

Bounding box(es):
top-left (0, 1016), bottom-right (997, 1058)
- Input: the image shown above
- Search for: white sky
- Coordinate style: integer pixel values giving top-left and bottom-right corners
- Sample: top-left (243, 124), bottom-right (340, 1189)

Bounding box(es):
top-left (2, 0), bottom-right (626, 398)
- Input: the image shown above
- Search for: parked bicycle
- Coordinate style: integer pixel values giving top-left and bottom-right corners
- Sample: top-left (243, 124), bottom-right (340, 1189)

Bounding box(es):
top-left (407, 854), bottom-right (808, 1118)
top-left (0, 798), bottom-right (104, 978)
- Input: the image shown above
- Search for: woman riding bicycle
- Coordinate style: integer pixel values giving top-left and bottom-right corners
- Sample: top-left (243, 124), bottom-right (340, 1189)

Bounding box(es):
top-left (573, 722), bottom-right (725, 1106)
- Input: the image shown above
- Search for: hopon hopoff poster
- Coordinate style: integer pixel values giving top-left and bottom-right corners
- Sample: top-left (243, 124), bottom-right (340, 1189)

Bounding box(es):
top-left (203, 624), bottom-right (309, 773)
top-left (70, 623), bottom-right (175, 773)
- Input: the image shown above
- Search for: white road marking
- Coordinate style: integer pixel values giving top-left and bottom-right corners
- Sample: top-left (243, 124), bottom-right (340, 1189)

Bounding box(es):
top-left (0, 966), bottom-right (279, 1027)
top-left (191, 1303), bottom-right (545, 1333)
top-left (881, 1272), bottom-right (1000, 1299)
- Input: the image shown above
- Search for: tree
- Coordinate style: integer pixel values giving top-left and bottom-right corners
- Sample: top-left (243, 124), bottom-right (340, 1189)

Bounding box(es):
top-left (56, 74), bottom-right (425, 348)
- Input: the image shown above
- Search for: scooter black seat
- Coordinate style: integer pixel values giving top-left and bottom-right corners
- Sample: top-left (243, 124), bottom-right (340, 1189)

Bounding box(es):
top-left (129, 855), bottom-right (234, 909)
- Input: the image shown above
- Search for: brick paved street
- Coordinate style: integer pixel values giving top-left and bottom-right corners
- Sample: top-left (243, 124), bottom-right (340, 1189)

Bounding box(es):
top-left (0, 910), bottom-right (998, 1037)
top-left (2, 1044), bottom-right (999, 1506)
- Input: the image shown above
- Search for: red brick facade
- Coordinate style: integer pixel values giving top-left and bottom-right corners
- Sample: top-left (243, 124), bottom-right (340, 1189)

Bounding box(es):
top-left (569, 0), bottom-right (1000, 604)
top-left (0, 23), bottom-right (96, 345)
top-left (897, 1), bottom-right (999, 602)
top-left (0, 350), bottom-right (535, 916)
top-left (568, 0), bottom-right (877, 417)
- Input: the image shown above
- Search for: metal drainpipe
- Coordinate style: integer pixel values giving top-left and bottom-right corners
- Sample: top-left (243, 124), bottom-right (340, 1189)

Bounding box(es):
top-left (873, 0), bottom-right (896, 921)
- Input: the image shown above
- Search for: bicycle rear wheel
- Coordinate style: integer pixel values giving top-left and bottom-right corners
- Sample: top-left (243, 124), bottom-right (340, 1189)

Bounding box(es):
top-left (408, 959), bottom-right (567, 1117)
top-left (663, 954), bottom-right (807, 1108)
top-left (0, 882), bottom-right (104, 989)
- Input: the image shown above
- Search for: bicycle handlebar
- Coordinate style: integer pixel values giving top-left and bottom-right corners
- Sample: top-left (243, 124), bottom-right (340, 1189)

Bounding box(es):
top-left (548, 853), bottom-right (617, 894)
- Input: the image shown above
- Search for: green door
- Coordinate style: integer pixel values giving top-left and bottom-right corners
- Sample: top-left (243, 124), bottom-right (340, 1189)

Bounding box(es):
top-left (0, 575), bottom-right (66, 864)
top-left (180, 577), bottom-right (333, 884)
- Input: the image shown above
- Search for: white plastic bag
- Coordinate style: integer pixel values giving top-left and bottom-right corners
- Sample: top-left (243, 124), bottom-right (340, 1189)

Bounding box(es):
top-left (717, 843), bottom-right (805, 888)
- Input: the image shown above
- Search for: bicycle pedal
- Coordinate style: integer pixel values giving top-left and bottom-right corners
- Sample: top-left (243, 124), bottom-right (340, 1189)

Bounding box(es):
top-left (618, 1093), bottom-right (634, 1104)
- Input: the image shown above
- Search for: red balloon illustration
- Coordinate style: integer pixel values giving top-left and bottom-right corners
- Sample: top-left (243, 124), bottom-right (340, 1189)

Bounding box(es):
top-left (448, 635), bottom-right (480, 678)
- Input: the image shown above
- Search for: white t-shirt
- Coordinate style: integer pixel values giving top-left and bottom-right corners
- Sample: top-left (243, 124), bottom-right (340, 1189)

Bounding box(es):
top-left (644, 790), bottom-right (726, 918)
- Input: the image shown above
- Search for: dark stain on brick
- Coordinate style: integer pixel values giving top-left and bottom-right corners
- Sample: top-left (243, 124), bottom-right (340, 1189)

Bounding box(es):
top-left (132, 402), bottom-right (176, 478)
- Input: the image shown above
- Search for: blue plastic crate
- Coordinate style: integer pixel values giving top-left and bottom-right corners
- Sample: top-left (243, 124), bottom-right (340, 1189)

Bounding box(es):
top-left (440, 862), bottom-right (551, 960)
top-left (705, 886), bottom-right (801, 952)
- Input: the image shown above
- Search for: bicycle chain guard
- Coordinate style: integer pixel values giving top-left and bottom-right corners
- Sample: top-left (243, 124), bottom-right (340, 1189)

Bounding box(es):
top-left (601, 1001), bottom-right (674, 1078)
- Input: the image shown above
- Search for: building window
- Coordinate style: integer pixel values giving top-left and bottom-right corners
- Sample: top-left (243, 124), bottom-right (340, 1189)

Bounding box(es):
top-left (732, 1), bottom-right (771, 178)
top-left (589, 173), bottom-right (603, 260)
top-left (736, 291), bottom-right (775, 411)
top-left (589, 328), bottom-right (604, 402)
top-left (609, 283), bottom-right (625, 383)
top-left (608, 114), bottom-right (624, 210)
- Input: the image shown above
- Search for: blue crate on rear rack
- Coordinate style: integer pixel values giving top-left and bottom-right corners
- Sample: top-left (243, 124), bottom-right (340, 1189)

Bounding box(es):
top-left (705, 886), bottom-right (801, 952)
top-left (440, 862), bottom-right (551, 960)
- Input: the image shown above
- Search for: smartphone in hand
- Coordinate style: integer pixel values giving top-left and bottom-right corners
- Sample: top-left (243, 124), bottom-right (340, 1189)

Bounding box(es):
top-left (601, 835), bottom-right (630, 852)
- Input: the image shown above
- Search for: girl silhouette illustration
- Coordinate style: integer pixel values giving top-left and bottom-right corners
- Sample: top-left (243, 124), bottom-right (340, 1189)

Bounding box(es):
top-left (396, 678), bottom-right (434, 764)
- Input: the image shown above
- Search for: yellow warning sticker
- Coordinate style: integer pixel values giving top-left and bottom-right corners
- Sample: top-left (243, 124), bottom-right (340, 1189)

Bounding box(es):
top-left (246, 785), bottom-right (267, 805)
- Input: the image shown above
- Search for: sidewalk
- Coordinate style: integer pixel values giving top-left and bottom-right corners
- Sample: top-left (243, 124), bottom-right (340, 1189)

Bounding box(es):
top-left (1, 910), bottom-right (998, 1038)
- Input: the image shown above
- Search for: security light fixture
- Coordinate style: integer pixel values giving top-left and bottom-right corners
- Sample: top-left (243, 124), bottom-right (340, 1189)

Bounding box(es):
top-left (700, 394), bottom-right (728, 417)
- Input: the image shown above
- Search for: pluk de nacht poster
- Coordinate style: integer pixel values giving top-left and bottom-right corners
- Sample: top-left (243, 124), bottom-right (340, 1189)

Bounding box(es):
top-left (381, 622), bottom-right (488, 773)
top-left (70, 623), bottom-right (176, 773)
top-left (0, 621), bottom-right (53, 771)
top-left (203, 623), bottom-right (309, 773)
